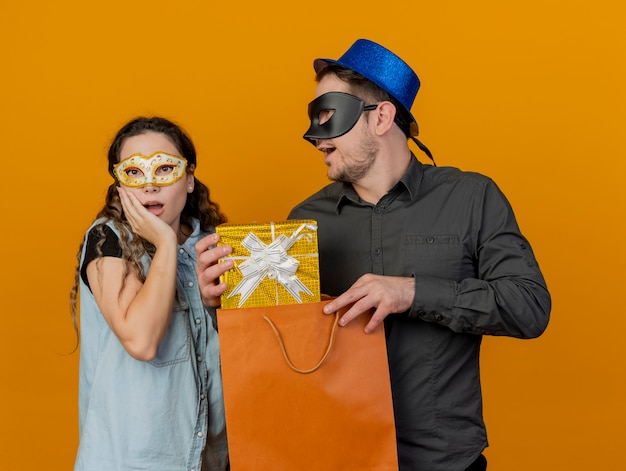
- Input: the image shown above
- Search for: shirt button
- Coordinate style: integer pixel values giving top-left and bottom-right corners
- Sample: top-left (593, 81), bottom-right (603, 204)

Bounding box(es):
top-left (197, 356), bottom-right (203, 362)
top-left (426, 237), bottom-right (435, 243)
top-left (435, 314), bottom-right (443, 321)
top-left (374, 248), bottom-right (381, 255)
top-left (195, 318), bottom-right (201, 325)
top-left (188, 281), bottom-right (194, 287)
top-left (197, 432), bottom-right (203, 438)
top-left (200, 393), bottom-right (205, 400)
top-left (179, 248), bottom-right (185, 254)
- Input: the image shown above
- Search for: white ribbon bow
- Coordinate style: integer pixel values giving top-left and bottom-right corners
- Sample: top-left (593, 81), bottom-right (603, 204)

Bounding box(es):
top-left (227, 223), bottom-right (317, 308)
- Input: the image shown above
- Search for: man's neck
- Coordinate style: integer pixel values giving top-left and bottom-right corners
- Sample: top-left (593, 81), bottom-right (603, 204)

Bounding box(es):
top-left (352, 144), bottom-right (412, 205)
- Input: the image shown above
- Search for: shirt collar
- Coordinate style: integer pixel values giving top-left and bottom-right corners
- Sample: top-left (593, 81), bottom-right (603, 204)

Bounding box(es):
top-left (334, 153), bottom-right (425, 213)
top-left (335, 183), bottom-right (360, 213)
top-left (179, 218), bottom-right (203, 253)
top-left (397, 153), bottom-right (425, 200)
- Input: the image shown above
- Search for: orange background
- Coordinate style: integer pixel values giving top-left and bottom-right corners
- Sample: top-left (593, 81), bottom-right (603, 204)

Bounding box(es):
top-left (1, 1), bottom-right (624, 469)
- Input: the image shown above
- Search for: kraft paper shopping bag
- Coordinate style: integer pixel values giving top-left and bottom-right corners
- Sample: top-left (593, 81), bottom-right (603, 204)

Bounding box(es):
top-left (217, 300), bottom-right (398, 471)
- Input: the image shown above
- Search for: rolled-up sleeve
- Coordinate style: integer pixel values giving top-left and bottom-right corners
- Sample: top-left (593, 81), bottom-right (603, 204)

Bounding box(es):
top-left (409, 179), bottom-right (551, 338)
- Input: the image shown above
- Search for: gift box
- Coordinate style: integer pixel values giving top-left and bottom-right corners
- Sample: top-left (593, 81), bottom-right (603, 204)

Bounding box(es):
top-left (216, 220), bottom-right (321, 309)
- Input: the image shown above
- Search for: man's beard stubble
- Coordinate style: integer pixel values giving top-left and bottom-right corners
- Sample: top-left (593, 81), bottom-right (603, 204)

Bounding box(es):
top-left (331, 133), bottom-right (379, 183)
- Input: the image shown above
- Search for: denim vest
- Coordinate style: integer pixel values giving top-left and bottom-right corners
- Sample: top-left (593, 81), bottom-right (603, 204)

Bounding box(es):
top-left (75, 218), bottom-right (228, 471)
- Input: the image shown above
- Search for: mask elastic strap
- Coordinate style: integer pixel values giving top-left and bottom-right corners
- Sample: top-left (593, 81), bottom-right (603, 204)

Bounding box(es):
top-left (410, 137), bottom-right (436, 167)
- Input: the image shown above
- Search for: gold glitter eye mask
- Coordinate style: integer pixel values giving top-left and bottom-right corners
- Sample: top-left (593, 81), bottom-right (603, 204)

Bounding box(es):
top-left (113, 152), bottom-right (187, 188)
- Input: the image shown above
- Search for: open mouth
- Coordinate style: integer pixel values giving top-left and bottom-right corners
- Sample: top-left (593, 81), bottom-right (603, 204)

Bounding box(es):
top-left (320, 146), bottom-right (336, 158)
top-left (143, 202), bottom-right (164, 214)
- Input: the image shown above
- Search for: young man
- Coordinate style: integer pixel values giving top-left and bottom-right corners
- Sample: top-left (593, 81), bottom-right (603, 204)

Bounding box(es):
top-left (287, 39), bottom-right (551, 471)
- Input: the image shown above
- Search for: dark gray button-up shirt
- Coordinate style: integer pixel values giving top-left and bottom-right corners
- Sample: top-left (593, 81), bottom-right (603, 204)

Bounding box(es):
top-left (289, 155), bottom-right (551, 471)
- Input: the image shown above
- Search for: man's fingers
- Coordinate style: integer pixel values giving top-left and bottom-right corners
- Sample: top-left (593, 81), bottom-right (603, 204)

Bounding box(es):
top-left (337, 297), bottom-right (375, 326)
top-left (195, 233), bottom-right (220, 254)
top-left (323, 285), bottom-right (367, 314)
top-left (197, 247), bottom-right (236, 308)
top-left (364, 309), bottom-right (388, 334)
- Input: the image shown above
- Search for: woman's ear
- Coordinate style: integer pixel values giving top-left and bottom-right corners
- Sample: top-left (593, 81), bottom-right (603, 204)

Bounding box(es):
top-left (186, 165), bottom-right (195, 193)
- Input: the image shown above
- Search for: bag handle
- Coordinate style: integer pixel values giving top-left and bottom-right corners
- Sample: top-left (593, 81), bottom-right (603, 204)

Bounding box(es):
top-left (262, 312), bottom-right (339, 374)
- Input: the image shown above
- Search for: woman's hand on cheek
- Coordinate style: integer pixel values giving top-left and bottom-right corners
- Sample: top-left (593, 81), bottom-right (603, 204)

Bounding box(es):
top-left (117, 186), bottom-right (176, 248)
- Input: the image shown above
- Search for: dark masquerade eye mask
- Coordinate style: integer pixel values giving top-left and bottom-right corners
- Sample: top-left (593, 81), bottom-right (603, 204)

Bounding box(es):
top-left (303, 92), bottom-right (377, 145)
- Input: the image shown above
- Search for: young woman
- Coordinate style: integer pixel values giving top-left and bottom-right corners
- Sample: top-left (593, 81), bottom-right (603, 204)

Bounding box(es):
top-left (69, 116), bottom-right (229, 470)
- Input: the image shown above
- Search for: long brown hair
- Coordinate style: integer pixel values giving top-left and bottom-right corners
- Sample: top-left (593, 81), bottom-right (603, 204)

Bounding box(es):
top-left (69, 117), bottom-right (227, 349)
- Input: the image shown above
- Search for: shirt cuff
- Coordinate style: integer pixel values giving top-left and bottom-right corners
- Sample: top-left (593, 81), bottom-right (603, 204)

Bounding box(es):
top-left (407, 274), bottom-right (455, 325)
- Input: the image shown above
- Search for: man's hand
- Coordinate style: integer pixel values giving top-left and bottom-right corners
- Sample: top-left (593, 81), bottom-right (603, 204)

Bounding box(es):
top-left (323, 274), bottom-right (415, 333)
top-left (195, 233), bottom-right (234, 307)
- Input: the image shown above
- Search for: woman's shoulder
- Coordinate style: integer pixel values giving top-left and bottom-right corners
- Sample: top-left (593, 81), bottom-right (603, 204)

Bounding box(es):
top-left (85, 218), bottom-right (121, 237)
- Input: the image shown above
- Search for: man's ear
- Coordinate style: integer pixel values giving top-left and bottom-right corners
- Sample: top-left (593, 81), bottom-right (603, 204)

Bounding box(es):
top-left (373, 101), bottom-right (397, 136)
